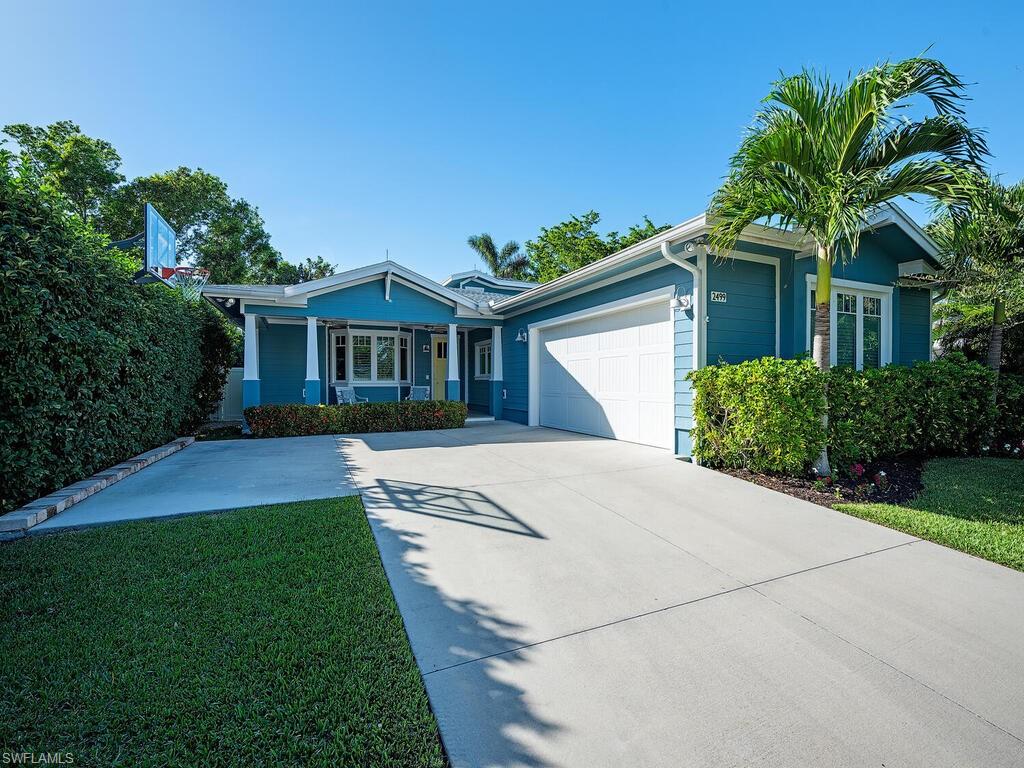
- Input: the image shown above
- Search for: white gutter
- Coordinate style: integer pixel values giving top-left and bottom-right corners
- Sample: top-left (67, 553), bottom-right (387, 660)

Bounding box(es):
top-left (660, 241), bottom-right (703, 373)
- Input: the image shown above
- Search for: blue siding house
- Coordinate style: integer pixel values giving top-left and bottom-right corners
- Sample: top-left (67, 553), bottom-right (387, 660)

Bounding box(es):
top-left (204, 203), bottom-right (940, 458)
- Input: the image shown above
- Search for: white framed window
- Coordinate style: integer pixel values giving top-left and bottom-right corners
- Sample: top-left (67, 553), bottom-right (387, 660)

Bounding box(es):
top-left (475, 340), bottom-right (492, 379)
top-left (806, 276), bottom-right (892, 370)
top-left (330, 330), bottom-right (411, 384)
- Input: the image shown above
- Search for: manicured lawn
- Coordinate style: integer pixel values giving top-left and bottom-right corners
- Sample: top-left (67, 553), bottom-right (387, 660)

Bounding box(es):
top-left (838, 458), bottom-right (1024, 572)
top-left (0, 498), bottom-right (446, 767)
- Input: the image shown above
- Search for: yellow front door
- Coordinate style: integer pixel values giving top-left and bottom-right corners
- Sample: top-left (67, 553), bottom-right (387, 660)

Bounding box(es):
top-left (432, 337), bottom-right (448, 399)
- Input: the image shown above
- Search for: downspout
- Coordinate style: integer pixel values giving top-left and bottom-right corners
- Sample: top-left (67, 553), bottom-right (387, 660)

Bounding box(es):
top-left (660, 241), bottom-right (703, 374)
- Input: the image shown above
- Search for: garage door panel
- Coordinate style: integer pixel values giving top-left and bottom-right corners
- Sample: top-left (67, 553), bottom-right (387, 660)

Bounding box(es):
top-left (538, 300), bottom-right (673, 449)
top-left (566, 395), bottom-right (610, 438)
top-left (639, 350), bottom-right (671, 394)
top-left (638, 400), bottom-right (673, 447)
top-left (597, 325), bottom-right (636, 351)
top-left (603, 398), bottom-right (638, 443)
top-left (564, 358), bottom-right (594, 396)
top-left (598, 354), bottom-right (636, 394)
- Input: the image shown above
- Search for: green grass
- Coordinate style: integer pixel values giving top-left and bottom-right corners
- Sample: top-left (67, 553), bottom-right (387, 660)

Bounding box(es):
top-left (838, 458), bottom-right (1024, 571)
top-left (0, 498), bottom-right (446, 767)
top-left (194, 423), bottom-right (247, 441)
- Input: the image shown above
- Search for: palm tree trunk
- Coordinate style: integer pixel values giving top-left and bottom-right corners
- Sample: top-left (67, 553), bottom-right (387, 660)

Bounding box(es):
top-left (987, 296), bottom-right (1005, 373)
top-left (986, 296), bottom-right (1005, 443)
top-left (812, 244), bottom-right (832, 477)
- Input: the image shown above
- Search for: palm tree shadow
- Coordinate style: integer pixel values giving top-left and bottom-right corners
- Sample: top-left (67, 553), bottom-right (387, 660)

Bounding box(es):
top-left (361, 488), bottom-right (560, 767)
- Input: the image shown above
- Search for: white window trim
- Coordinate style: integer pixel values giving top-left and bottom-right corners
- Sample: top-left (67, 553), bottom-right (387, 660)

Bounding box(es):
top-left (805, 275), bottom-right (892, 369)
top-left (329, 329), bottom-right (412, 385)
top-left (475, 340), bottom-right (493, 379)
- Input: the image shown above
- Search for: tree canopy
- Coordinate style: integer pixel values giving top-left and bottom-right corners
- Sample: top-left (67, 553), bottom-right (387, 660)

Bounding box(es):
top-left (3, 121), bottom-right (123, 223)
top-left (3, 121), bottom-right (335, 285)
top-left (525, 211), bottom-right (669, 282)
top-left (929, 176), bottom-right (1024, 372)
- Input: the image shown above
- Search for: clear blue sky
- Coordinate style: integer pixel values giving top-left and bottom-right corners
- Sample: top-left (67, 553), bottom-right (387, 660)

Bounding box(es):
top-left (4, 0), bottom-right (1022, 280)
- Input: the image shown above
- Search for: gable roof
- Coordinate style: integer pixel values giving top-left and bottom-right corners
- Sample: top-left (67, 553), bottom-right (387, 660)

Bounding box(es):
top-left (440, 270), bottom-right (538, 290)
top-left (491, 202), bottom-right (940, 313)
top-left (204, 261), bottom-right (496, 313)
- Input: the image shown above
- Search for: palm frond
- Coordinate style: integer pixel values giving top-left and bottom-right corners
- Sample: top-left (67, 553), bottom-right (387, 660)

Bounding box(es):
top-left (876, 57), bottom-right (972, 117)
top-left (467, 233), bottom-right (499, 272)
top-left (708, 56), bottom-right (985, 262)
top-left (497, 240), bottom-right (521, 263)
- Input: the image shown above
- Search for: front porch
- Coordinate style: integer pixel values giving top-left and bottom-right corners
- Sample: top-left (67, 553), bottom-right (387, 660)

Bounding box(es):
top-left (241, 315), bottom-right (504, 418)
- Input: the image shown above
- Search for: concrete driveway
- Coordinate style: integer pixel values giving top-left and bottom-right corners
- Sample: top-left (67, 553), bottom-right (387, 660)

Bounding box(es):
top-left (344, 422), bottom-right (1024, 768)
top-left (32, 435), bottom-right (355, 531)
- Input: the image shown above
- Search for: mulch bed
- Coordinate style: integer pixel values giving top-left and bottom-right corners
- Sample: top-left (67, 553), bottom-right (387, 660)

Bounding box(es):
top-left (720, 458), bottom-right (924, 510)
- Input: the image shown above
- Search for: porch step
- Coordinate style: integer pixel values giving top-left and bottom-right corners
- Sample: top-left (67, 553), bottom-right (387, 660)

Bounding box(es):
top-left (465, 415), bottom-right (496, 424)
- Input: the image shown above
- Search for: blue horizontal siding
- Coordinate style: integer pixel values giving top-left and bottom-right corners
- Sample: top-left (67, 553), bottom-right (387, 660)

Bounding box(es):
top-left (258, 324), bottom-right (305, 405)
top-left (899, 288), bottom-right (932, 365)
top-left (244, 277), bottom-right (499, 327)
top-left (706, 258), bottom-right (776, 364)
top-left (467, 327), bottom-right (492, 411)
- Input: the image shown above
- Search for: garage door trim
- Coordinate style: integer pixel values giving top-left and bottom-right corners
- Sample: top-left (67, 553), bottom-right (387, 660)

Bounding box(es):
top-left (526, 285), bottom-right (676, 428)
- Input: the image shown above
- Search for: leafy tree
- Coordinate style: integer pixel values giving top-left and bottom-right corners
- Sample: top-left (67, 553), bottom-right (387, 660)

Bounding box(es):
top-left (707, 57), bottom-right (986, 476)
top-left (100, 167), bottom-right (230, 259)
top-left (270, 256), bottom-right (336, 284)
top-left (195, 198), bottom-right (285, 284)
top-left (101, 168), bottom-right (298, 284)
top-left (929, 177), bottom-right (1024, 382)
top-left (525, 211), bottom-right (669, 282)
top-left (2, 121), bottom-right (123, 222)
top-left (466, 234), bottom-right (530, 280)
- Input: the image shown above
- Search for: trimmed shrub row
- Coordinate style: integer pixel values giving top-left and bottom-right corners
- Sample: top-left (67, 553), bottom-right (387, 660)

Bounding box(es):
top-left (688, 354), bottom-right (1016, 475)
top-left (688, 357), bottom-right (827, 474)
top-left (243, 401), bottom-right (469, 438)
top-left (1, 155), bottom-right (235, 514)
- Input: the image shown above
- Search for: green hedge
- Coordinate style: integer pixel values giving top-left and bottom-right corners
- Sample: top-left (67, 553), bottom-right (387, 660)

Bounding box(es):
top-left (243, 401), bottom-right (469, 438)
top-left (996, 373), bottom-right (1024, 443)
top-left (689, 357), bottom-right (827, 474)
top-left (0, 155), bottom-right (235, 514)
top-left (689, 353), bottom-right (1007, 475)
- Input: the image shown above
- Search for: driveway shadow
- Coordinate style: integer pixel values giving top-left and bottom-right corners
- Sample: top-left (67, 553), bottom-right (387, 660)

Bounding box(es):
top-left (370, 479), bottom-right (545, 539)
top-left (360, 485), bottom-right (559, 766)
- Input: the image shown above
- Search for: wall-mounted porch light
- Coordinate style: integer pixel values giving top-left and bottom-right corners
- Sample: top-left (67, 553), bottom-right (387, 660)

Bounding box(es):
top-left (515, 328), bottom-right (528, 343)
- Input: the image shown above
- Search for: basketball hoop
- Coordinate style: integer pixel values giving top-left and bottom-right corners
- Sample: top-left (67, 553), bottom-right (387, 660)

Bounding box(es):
top-left (158, 266), bottom-right (211, 302)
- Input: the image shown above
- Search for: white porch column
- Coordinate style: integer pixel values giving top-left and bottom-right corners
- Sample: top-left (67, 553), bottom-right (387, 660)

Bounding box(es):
top-left (242, 313), bottom-right (260, 408)
top-left (446, 323), bottom-right (460, 400)
top-left (491, 326), bottom-right (503, 380)
top-left (490, 326), bottom-right (503, 418)
top-left (304, 316), bottom-right (320, 404)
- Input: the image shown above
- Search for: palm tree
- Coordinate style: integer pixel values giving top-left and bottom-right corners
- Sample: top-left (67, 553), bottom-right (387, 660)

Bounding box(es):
top-left (929, 177), bottom-right (1024, 381)
top-left (467, 233), bottom-right (530, 280)
top-left (707, 57), bottom-right (986, 476)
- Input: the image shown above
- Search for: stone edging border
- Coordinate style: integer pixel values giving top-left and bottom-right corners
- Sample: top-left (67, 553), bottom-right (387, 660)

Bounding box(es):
top-left (0, 437), bottom-right (195, 536)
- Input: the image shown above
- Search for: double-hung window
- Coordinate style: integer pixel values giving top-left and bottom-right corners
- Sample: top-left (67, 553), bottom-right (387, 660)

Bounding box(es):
top-left (475, 341), bottom-right (492, 379)
top-left (331, 330), bottom-right (411, 383)
top-left (807, 278), bottom-right (890, 370)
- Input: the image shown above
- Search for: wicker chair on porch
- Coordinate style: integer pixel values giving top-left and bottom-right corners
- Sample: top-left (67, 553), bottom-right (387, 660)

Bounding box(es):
top-left (334, 385), bottom-right (368, 405)
top-left (404, 386), bottom-right (430, 401)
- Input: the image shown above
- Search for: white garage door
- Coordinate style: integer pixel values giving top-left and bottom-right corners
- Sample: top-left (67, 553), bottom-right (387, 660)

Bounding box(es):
top-left (538, 300), bottom-right (674, 449)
